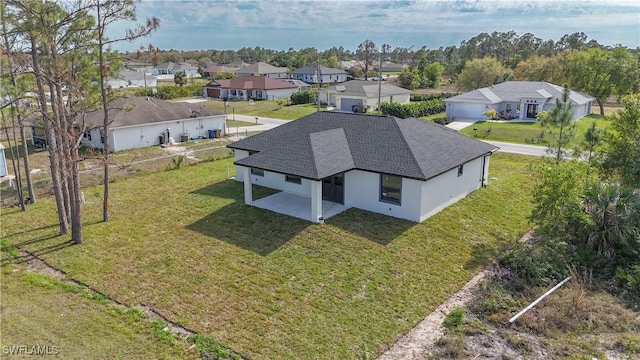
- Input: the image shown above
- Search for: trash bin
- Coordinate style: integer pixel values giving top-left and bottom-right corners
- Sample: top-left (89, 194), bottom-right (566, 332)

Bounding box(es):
top-left (180, 133), bottom-right (189, 142)
top-left (214, 129), bottom-right (221, 138)
top-left (208, 129), bottom-right (215, 139)
top-left (159, 135), bottom-right (164, 145)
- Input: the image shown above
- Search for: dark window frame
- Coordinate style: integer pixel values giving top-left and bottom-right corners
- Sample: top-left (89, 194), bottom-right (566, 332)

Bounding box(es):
top-left (379, 174), bottom-right (402, 205)
top-left (457, 165), bottom-right (464, 177)
top-left (285, 175), bottom-right (302, 184)
top-left (251, 168), bottom-right (264, 176)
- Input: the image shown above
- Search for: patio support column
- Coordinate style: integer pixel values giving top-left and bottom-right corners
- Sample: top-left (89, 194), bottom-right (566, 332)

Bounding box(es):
top-left (311, 180), bottom-right (322, 223)
top-left (242, 167), bottom-right (252, 204)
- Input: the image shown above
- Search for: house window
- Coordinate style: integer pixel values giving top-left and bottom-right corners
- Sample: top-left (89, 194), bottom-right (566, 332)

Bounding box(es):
top-left (506, 104), bottom-right (512, 111)
top-left (380, 174), bottom-right (401, 205)
top-left (285, 175), bottom-right (302, 184)
top-left (457, 165), bottom-right (464, 177)
top-left (251, 168), bottom-right (264, 176)
top-left (231, 90), bottom-right (236, 96)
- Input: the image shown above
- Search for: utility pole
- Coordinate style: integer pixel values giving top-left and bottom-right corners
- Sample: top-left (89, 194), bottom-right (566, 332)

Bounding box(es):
top-left (377, 50), bottom-right (382, 113)
top-left (316, 58), bottom-right (321, 112)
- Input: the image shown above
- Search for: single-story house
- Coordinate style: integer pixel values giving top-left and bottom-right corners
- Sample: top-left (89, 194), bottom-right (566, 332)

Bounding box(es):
top-left (202, 65), bottom-right (237, 78)
top-left (282, 79), bottom-right (313, 91)
top-left (151, 62), bottom-right (201, 80)
top-left (228, 112), bottom-right (498, 223)
top-left (379, 61), bottom-right (407, 72)
top-left (77, 97), bottom-right (226, 152)
top-left (108, 70), bottom-right (157, 89)
top-left (235, 62), bottom-right (289, 79)
top-left (122, 59), bottom-right (153, 72)
top-left (319, 80), bottom-right (411, 112)
top-left (445, 81), bottom-right (594, 121)
top-left (289, 65), bottom-right (348, 84)
top-left (203, 76), bottom-right (299, 101)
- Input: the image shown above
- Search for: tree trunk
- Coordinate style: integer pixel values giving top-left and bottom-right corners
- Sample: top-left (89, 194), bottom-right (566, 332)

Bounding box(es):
top-left (598, 99), bottom-right (604, 116)
top-left (31, 37), bottom-right (69, 234)
top-left (19, 123), bottom-right (35, 204)
top-left (2, 126), bottom-right (25, 210)
top-left (97, 3), bottom-right (110, 222)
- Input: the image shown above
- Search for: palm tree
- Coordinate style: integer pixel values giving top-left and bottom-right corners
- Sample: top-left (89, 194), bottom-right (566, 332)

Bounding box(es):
top-left (583, 183), bottom-right (640, 260)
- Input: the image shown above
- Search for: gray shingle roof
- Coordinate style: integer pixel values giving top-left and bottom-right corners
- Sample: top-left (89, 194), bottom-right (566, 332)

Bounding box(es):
top-left (290, 65), bottom-right (347, 75)
top-left (228, 112), bottom-right (497, 181)
top-left (327, 80), bottom-right (410, 98)
top-left (445, 81), bottom-right (594, 105)
top-left (235, 62), bottom-right (289, 75)
top-left (83, 97), bottom-right (224, 128)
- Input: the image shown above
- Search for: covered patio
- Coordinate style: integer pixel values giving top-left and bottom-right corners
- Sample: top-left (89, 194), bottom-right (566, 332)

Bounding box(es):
top-left (251, 192), bottom-right (350, 223)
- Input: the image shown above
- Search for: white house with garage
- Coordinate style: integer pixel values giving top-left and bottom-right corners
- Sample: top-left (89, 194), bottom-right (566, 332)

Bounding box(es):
top-left (77, 97), bottom-right (226, 152)
top-left (289, 65), bottom-right (348, 84)
top-left (227, 112), bottom-right (498, 223)
top-left (319, 80), bottom-right (411, 112)
top-left (445, 81), bottom-right (594, 120)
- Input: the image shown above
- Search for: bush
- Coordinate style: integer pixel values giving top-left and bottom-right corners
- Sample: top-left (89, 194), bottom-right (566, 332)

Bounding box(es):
top-left (290, 90), bottom-right (316, 105)
top-left (443, 307), bottom-right (466, 332)
top-left (410, 93), bottom-right (458, 102)
top-left (380, 99), bottom-right (445, 119)
top-left (134, 84), bottom-right (203, 100)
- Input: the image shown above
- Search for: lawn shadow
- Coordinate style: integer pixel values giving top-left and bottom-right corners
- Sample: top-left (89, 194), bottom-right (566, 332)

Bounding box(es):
top-left (187, 181), bottom-right (308, 256)
top-left (327, 208), bottom-right (415, 246)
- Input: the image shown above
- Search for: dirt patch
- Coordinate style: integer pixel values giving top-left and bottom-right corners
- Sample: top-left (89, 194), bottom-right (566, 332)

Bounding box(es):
top-left (378, 264), bottom-right (496, 359)
top-left (162, 144), bottom-right (199, 161)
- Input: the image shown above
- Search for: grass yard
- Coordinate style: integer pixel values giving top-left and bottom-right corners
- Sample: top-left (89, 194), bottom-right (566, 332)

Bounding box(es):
top-left (201, 99), bottom-right (320, 120)
top-left (458, 114), bottom-right (611, 147)
top-left (1, 153), bottom-right (536, 359)
top-left (0, 263), bottom-right (199, 359)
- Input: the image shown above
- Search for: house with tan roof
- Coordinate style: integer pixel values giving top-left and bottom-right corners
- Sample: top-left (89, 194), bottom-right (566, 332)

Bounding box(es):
top-left (203, 76), bottom-right (299, 101)
top-left (235, 62), bottom-right (289, 79)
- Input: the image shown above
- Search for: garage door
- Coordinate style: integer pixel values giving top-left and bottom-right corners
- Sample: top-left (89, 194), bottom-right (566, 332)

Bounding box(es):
top-left (206, 88), bottom-right (220, 98)
top-left (451, 103), bottom-right (484, 119)
top-left (340, 98), bottom-right (363, 112)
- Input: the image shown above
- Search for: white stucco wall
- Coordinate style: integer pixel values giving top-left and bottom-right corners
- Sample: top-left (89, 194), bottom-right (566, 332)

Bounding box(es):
top-left (419, 156), bottom-right (486, 221)
top-left (82, 115), bottom-right (226, 152)
top-left (343, 170), bottom-right (423, 222)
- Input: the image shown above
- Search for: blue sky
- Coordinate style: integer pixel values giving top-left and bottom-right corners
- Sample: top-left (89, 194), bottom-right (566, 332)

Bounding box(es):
top-left (109, 0), bottom-right (640, 52)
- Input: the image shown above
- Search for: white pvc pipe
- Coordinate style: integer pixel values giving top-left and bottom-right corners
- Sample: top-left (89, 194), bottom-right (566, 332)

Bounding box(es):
top-left (509, 276), bottom-right (572, 323)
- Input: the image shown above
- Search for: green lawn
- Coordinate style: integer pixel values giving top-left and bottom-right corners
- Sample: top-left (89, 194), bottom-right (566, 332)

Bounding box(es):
top-left (1, 153), bottom-right (536, 359)
top-left (0, 264), bottom-right (199, 359)
top-left (458, 114), bottom-right (611, 147)
top-left (202, 99), bottom-right (321, 120)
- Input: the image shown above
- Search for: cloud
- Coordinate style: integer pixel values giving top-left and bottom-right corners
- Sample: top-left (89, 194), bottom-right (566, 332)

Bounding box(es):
top-left (108, 0), bottom-right (639, 51)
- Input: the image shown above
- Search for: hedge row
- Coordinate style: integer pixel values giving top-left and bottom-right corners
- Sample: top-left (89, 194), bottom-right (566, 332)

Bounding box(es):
top-left (380, 99), bottom-right (446, 119)
top-left (409, 92), bottom-right (459, 102)
top-left (134, 84), bottom-right (203, 100)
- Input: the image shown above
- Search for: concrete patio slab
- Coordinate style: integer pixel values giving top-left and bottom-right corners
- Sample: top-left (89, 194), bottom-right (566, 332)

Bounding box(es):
top-left (252, 192), bottom-right (350, 222)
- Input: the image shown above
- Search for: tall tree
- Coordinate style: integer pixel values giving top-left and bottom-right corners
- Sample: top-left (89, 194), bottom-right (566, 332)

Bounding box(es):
top-left (600, 94), bottom-right (640, 188)
top-left (355, 39), bottom-right (377, 79)
top-left (93, 0), bottom-right (159, 222)
top-left (456, 57), bottom-right (513, 91)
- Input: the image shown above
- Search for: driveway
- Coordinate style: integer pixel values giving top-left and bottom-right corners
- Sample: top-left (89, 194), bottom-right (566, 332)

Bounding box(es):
top-left (445, 118), bottom-right (478, 131)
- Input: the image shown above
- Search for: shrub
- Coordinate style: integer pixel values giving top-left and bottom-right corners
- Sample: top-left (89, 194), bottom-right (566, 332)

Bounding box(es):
top-left (135, 84), bottom-right (203, 100)
top-left (380, 99), bottom-right (445, 118)
top-left (290, 90), bottom-right (316, 105)
top-left (443, 307), bottom-right (466, 332)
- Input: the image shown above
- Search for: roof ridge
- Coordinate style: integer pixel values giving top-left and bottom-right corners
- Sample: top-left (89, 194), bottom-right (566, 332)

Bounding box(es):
top-left (391, 117), bottom-right (426, 179)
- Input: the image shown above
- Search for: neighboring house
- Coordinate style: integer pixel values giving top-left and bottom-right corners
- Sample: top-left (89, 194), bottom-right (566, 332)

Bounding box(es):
top-left (228, 112), bottom-right (498, 223)
top-left (235, 62), bottom-right (289, 79)
top-left (122, 59), bottom-right (153, 73)
top-left (151, 62), bottom-right (201, 80)
top-left (282, 79), bottom-right (313, 91)
top-left (0, 143), bottom-right (8, 177)
top-left (202, 65), bottom-right (237, 78)
top-left (77, 97), bottom-right (225, 152)
top-left (379, 62), bottom-right (407, 72)
top-left (445, 81), bottom-right (594, 121)
top-left (289, 65), bottom-right (348, 84)
top-left (320, 80), bottom-right (411, 112)
top-left (203, 76), bottom-right (299, 100)
top-left (108, 70), bottom-right (157, 89)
